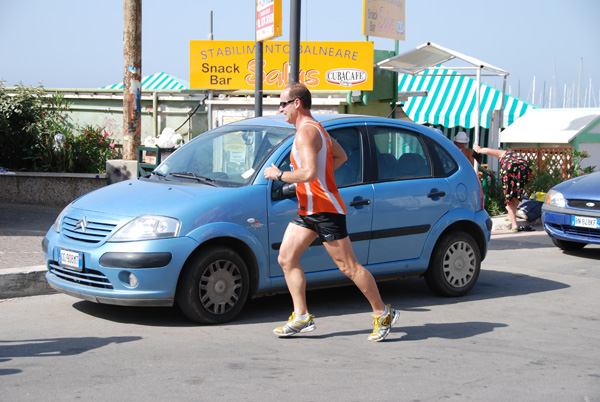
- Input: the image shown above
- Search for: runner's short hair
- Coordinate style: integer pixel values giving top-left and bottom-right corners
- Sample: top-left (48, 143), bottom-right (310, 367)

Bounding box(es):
top-left (286, 82), bottom-right (312, 109)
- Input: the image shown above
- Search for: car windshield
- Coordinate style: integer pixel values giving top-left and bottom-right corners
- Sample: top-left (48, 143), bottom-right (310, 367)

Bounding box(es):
top-left (152, 124), bottom-right (294, 187)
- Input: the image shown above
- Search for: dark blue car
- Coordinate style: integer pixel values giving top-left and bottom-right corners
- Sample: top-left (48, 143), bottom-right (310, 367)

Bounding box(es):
top-left (542, 171), bottom-right (600, 250)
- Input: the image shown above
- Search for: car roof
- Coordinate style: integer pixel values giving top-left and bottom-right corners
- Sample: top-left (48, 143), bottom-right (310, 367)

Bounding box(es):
top-left (226, 114), bottom-right (436, 133)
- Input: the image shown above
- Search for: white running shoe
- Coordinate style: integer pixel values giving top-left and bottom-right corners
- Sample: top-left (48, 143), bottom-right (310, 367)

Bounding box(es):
top-left (368, 305), bottom-right (400, 342)
top-left (273, 312), bottom-right (316, 337)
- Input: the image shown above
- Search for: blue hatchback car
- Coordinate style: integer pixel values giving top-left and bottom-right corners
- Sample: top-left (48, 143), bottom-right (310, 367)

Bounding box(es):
top-left (43, 115), bottom-right (491, 324)
top-left (542, 171), bottom-right (600, 250)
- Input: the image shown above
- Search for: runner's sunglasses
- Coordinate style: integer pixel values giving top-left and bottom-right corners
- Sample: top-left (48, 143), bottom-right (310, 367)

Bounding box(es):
top-left (279, 99), bottom-right (296, 108)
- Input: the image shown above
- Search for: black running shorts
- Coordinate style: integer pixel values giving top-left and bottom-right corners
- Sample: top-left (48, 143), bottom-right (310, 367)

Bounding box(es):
top-left (291, 213), bottom-right (348, 243)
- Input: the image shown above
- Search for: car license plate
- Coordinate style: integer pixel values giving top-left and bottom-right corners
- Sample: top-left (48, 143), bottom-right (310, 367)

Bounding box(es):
top-left (58, 248), bottom-right (84, 272)
top-left (571, 215), bottom-right (600, 229)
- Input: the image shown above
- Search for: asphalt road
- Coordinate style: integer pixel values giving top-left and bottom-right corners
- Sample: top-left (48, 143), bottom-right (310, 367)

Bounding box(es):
top-left (1, 228), bottom-right (599, 401)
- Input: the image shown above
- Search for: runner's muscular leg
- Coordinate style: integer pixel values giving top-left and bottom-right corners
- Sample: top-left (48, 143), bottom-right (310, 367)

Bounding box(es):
top-left (278, 222), bottom-right (318, 316)
top-left (323, 237), bottom-right (386, 316)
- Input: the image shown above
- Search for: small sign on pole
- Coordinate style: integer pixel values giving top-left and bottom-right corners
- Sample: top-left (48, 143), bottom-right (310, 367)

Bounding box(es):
top-left (362, 0), bottom-right (405, 41)
top-left (256, 0), bottom-right (282, 42)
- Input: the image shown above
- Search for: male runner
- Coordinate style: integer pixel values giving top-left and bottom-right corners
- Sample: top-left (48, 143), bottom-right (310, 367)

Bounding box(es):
top-left (263, 82), bottom-right (399, 342)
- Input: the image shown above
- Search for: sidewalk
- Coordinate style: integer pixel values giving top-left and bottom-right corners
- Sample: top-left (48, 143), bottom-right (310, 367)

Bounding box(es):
top-left (0, 203), bottom-right (543, 300)
top-left (0, 203), bottom-right (63, 299)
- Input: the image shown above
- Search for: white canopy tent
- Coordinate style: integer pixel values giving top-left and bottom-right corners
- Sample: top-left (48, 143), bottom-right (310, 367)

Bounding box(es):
top-left (377, 42), bottom-right (510, 157)
top-left (500, 108), bottom-right (600, 172)
top-left (500, 108), bottom-right (600, 145)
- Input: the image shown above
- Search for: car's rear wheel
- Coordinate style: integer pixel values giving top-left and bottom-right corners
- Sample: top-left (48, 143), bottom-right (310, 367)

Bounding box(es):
top-left (177, 246), bottom-right (250, 324)
top-left (551, 238), bottom-right (586, 251)
top-left (425, 231), bottom-right (481, 297)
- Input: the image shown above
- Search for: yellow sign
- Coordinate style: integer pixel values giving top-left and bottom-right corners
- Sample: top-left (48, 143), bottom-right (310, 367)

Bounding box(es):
top-left (190, 40), bottom-right (374, 91)
top-left (363, 0), bottom-right (405, 41)
top-left (256, 0), bottom-right (282, 42)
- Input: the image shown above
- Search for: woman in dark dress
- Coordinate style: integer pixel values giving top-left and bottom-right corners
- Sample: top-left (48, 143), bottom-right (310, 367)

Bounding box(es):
top-left (473, 144), bottom-right (532, 232)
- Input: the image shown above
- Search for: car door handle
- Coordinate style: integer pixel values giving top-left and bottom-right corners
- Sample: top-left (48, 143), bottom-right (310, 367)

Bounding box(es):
top-left (427, 191), bottom-right (446, 198)
top-left (350, 199), bottom-right (371, 207)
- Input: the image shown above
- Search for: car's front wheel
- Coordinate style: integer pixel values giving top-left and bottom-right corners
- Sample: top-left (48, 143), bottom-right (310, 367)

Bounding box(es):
top-left (425, 231), bottom-right (481, 297)
top-left (551, 238), bottom-right (586, 251)
top-left (177, 246), bottom-right (250, 324)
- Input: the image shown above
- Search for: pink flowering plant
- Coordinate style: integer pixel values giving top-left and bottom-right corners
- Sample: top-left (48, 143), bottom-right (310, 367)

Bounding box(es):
top-left (31, 121), bottom-right (120, 173)
top-left (64, 124), bottom-right (121, 173)
top-left (31, 101), bottom-right (121, 173)
top-left (570, 149), bottom-right (595, 177)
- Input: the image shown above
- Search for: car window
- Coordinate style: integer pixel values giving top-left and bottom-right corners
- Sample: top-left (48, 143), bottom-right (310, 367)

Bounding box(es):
top-left (329, 127), bottom-right (363, 187)
top-left (372, 127), bottom-right (431, 180)
top-left (430, 140), bottom-right (459, 177)
top-left (271, 152), bottom-right (293, 200)
top-left (271, 126), bottom-right (363, 200)
top-left (155, 125), bottom-right (293, 187)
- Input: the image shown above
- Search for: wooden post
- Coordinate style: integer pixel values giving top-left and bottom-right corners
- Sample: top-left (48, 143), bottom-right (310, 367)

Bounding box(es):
top-left (122, 0), bottom-right (142, 160)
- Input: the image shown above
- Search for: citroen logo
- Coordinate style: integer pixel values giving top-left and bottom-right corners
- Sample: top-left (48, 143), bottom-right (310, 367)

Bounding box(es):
top-left (74, 217), bottom-right (88, 233)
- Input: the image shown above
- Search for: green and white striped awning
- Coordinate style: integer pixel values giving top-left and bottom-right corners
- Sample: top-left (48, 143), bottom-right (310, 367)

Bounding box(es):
top-left (102, 72), bottom-right (189, 90)
top-left (398, 68), bottom-right (535, 129)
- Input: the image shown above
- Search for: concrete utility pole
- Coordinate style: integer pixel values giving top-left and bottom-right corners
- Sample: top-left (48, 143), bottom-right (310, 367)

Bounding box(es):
top-left (122, 0), bottom-right (142, 160)
top-left (255, 41), bottom-right (263, 116)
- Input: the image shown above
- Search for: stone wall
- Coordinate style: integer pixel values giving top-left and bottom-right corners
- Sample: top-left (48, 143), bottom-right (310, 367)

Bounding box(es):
top-left (0, 172), bottom-right (108, 207)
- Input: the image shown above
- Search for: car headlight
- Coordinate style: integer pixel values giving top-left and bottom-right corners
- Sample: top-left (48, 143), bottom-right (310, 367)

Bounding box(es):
top-left (108, 215), bottom-right (181, 242)
top-left (545, 189), bottom-right (566, 208)
top-left (53, 204), bottom-right (71, 232)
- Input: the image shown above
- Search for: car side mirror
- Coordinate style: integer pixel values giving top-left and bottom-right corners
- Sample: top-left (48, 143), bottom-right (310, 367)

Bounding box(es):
top-left (281, 182), bottom-right (297, 199)
top-left (272, 181), bottom-right (297, 201)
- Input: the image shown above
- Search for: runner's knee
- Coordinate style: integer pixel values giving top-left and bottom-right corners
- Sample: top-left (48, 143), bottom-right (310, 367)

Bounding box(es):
top-left (337, 261), bottom-right (361, 279)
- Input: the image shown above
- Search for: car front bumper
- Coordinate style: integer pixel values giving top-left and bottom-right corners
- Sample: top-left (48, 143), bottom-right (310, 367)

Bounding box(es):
top-left (542, 210), bottom-right (600, 245)
top-left (44, 229), bottom-right (200, 306)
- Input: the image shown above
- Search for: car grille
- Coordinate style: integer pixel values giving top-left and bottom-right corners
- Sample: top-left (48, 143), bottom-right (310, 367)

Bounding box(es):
top-left (62, 215), bottom-right (118, 244)
top-left (548, 223), bottom-right (600, 241)
top-left (49, 262), bottom-right (113, 289)
top-left (567, 199), bottom-right (600, 211)
top-left (563, 226), bottom-right (600, 240)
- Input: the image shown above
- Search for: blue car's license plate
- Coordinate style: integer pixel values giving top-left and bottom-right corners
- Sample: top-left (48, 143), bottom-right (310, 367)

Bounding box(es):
top-left (571, 215), bottom-right (600, 229)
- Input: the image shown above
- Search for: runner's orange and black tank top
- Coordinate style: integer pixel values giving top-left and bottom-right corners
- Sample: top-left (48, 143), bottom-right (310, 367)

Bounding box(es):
top-left (290, 120), bottom-right (346, 216)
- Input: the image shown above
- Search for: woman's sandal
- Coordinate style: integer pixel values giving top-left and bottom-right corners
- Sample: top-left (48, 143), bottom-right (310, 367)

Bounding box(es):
top-left (512, 225), bottom-right (534, 232)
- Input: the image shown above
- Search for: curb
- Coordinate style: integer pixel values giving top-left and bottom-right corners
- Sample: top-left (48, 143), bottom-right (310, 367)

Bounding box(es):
top-left (490, 214), bottom-right (541, 232)
top-left (0, 266), bottom-right (54, 300)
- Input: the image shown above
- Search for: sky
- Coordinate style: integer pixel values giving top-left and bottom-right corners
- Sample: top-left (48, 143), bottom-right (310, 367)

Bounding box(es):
top-left (1, 0), bottom-right (599, 108)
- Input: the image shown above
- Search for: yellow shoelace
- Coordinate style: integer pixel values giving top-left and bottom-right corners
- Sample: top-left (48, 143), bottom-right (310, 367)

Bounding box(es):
top-left (371, 315), bottom-right (381, 333)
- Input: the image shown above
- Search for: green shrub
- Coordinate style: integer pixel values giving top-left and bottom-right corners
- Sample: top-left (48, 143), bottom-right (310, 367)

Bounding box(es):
top-left (570, 149), bottom-right (596, 177)
top-left (482, 170), bottom-right (506, 216)
top-left (525, 164), bottom-right (563, 195)
top-left (0, 82), bottom-right (120, 173)
top-left (0, 82), bottom-right (46, 170)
